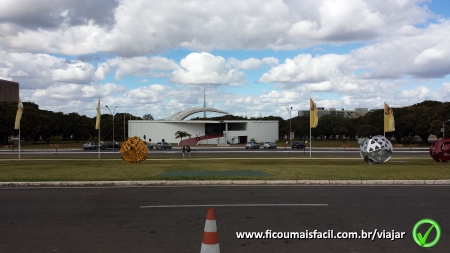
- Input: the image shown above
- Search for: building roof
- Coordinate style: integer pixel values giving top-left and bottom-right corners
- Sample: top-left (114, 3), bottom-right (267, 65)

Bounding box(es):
top-left (164, 107), bottom-right (228, 120)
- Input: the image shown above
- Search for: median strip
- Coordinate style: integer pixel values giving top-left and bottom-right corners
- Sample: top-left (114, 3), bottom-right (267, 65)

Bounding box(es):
top-left (1, 180), bottom-right (450, 187)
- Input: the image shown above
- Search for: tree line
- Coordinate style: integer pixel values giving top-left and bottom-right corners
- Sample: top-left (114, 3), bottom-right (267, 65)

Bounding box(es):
top-left (193, 100), bottom-right (450, 143)
top-left (0, 102), bottom-right (141, 144)
top-left (1, 100), bottom-right (449, 145)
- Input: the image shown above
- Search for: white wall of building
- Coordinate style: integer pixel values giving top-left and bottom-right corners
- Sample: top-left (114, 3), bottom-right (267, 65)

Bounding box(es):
top-left (129, 121), bottom-right (205, 143)
top-left (129, 120), bottom-right (278, 145)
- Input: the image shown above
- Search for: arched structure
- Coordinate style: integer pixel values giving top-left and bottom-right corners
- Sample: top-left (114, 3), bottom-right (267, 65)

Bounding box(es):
top-left (164, 107), bottom-right (228, 121)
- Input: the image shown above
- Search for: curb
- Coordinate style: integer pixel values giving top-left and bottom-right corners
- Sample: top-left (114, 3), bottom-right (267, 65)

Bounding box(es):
top-left (1, 180), bottom-right (450, 187)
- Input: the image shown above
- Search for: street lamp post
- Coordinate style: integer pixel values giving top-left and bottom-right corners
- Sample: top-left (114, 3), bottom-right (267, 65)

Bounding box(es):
top-left (443, 119), bottom-right (450, 138)
top-left (105, 105), bottom-right (118, 152)
top-left (287, 107), bottom-right (293, 144)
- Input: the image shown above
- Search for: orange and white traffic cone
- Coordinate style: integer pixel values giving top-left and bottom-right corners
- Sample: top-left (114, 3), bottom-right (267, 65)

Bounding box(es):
top-left (200, 207), bottom-right (220, 253)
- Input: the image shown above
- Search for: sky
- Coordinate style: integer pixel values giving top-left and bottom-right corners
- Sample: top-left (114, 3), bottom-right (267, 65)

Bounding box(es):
top-left (0, 0), bottom-right (449, 120)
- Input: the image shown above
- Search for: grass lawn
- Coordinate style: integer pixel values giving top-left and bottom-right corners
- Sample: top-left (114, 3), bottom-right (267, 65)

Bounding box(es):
top-left (0, 158), bottom-right (448, 181)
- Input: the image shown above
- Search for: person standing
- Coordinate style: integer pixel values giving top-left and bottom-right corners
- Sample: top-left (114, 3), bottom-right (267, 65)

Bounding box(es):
top-left (186, 145), bottom-right (191, 159)
top-left (182, 146), bottom-right (186, 159)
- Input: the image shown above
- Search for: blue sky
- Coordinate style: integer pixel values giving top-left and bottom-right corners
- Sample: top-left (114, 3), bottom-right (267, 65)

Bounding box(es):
top-left (0, 0), bottom-right (449, 119)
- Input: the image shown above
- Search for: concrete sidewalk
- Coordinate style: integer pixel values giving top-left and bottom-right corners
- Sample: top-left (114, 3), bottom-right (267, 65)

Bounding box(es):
top-left (1, 180), bottom-right (449, 187)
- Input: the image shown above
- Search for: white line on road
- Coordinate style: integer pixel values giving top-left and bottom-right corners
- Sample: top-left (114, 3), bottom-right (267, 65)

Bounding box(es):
top-left (140, 204), bottom-right (328, 208)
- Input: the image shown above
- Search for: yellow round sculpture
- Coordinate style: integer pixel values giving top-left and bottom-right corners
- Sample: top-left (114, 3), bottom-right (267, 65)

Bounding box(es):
top-left (120, 137), bottom-right (148, 163)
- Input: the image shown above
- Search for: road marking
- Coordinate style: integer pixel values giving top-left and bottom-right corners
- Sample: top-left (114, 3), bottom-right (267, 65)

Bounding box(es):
top-left (140, 203), bottom-right (328, 208)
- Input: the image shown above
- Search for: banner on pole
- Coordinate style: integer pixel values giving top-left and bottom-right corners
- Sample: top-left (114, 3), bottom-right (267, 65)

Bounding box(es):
top-left (14, 100), bottom-right (23, 130)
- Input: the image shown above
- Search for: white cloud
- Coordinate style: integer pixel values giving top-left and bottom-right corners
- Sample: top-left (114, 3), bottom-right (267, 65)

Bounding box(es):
top-left (94, 62), bottom-right (110, 81)
top-left (26, 83), bottom-right (125, 101)
top-left (0, 49), bottom-right (95, 89)
top-left (0, 0), bottom-right (118, 29)
top-left (287, 0), bottom-right (384, 41)
top-left (99, 56), bottom-right (179, 81)
top-left (262, 57), bottom-right (279, 66)
top-left (350, 21), bottom-right (450, 79)
top-left (123, 84), bottom-right (169, 103)
top-left (0, 0), bottom-right (447, 120)
top-left (259, 54), bottom-right (349, 84)
top-left (0, 0), bottom-right (434, 56)
top-left (227, 57), bottom-right (262, 70)
top-left (171, 52), bottom-right (247, 86)
top-left (19, 83), bottom-right (126, 115)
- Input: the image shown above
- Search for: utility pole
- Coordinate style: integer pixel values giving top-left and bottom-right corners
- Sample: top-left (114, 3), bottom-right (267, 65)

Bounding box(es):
top-left (204, 87), bottom-right (206, 118)
top-left (287, 107), bottom-right (293, 144)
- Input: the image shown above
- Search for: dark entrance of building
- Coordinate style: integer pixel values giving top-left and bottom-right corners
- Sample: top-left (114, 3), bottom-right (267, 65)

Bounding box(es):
top-left (238, 136), bottom-right (247, 144)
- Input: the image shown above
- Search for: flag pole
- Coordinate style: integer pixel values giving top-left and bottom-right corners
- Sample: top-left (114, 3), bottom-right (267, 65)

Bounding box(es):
top-left (96, 98), bottom-right (101, 160)
top-left (384, 101), bottom-right (385, 137)
top-left (309, 127), bottom-right (311, 159)
top-left (98, 128), bottom-right (100, 160)
top-left (19, 129), bottom-right (21, 160)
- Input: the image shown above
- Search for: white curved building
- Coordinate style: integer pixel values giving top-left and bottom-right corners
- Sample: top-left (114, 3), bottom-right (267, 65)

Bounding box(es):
top-left (164, 107), bottom-right (229, 120)
top-left (128, 108), bottom-right (279, 146)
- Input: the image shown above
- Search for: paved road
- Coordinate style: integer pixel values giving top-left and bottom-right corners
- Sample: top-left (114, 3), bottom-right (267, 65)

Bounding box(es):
top-left (0, 147), bottom-right (429, 158)
top-left (0, 186), bottom-right (448, 252)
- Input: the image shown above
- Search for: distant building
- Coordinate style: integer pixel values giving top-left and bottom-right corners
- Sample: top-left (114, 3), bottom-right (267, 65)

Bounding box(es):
top-left (129, 107), bottom-right (279, 145)
top-left (298, 107), bottom-right (368, 119)
top-left (0, 79), bottom-right (19, 103)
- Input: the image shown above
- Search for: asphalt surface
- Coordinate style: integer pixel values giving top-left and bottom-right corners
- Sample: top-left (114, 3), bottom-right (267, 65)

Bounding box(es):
top-left (1, 186), bottom-right (448, 253)
top-left (0, 147), bottom-right (430, 158)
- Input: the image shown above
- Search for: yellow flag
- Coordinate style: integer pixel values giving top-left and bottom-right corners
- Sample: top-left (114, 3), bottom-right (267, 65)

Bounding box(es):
top-left (384, 102), bottom-right (395, 132)
top-left (310, 98), bottom-right (318, 128)
top-left (95, 98), bottom-right (101, 130)
top-left (14, 100), bottom-right (23, 130)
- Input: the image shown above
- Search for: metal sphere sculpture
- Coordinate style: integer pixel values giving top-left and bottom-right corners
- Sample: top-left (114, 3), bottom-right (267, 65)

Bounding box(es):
top-left (120, 137), bottom-right (148, 163)
top-left (359, 135), bottom-right (393, 164)
top-left (429, 138), bottom-right (450, 163)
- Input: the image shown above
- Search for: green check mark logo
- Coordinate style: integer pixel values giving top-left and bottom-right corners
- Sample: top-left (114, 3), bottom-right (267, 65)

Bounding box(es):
top-left (416, 223), bottom-right (434, 246)
top-left (412, 219), bottom-right (441, 248)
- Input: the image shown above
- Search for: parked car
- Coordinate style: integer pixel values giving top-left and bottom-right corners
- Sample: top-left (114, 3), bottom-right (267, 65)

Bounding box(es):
top-left (263, 142), bottom-right (277, 149)
top-left (83, 142), bottom-right (99, 150)
top-left (146, 142), bottom-right (154, 149)
top-left (156, 142), bottom-right (172, 149)
top-left (101, 142), bottom-right (120, 150)
top-left (292, 141), bottom-right (305, 149)
top-left (245, 141), bottom-right (260, 149)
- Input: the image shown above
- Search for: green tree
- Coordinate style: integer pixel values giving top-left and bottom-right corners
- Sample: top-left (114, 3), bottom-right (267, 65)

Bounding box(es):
top-left (316, 115), bottom-right (346, 139)
top-left (343, 118), bottom-right (358, 139)
top-left (410, 105), bottom-right (432, 144)
top-left (143, 114), bottom-right (154, 120)
top-left (292, 116), bottom-right (309, 141)
top-left (20, 102), bottom-right (45, 143)
top-left (356, 125), bottom-right (378, 138)
top-left (175, 130), bottom-right (192, 147)
top-left (0, 102), bottom-right (16, 144)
